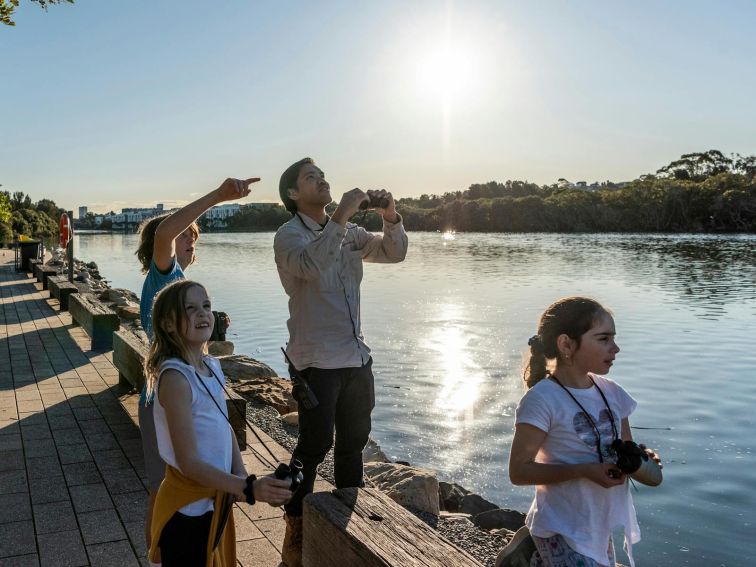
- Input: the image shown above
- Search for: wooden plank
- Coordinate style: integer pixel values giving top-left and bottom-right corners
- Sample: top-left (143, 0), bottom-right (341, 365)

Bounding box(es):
top-left (303, 488), bottom-right (482, 567)
top-left (69, 293), bottom-right (120, 350)
top-left (48, 275), bottom-right (79, 310)
top-left (113, 329), bottom-right (148, 392)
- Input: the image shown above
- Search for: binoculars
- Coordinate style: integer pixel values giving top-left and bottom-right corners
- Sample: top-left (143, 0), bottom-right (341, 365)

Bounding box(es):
top-left (274, 459), bottom-right (304, 492)
top-left (359, 193), bottom-right (390, 210)
top-left (611, 439), bottom-right (663, 486)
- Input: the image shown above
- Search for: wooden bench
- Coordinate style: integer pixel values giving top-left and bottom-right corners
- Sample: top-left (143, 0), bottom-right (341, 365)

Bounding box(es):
top-left (48, 275), bottom-right (79, 310)
top-left (34, 263), bottom-right (59, 289)
top-left (303, 488), bottom-right (482, 566)
top-left (112, 328), bottom-right (247, 449)
top-left (27, 258), bottom-right (42, 276)
top-left (69, 293), bottom-right (120, 350)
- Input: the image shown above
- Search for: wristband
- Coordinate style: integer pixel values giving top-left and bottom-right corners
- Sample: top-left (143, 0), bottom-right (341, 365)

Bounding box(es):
top-left (243, 474), bottom-right (257, 505)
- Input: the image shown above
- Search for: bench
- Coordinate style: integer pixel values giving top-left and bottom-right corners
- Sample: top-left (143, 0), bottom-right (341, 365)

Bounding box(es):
top-left (69, 293), bottom-right (120, 350)
top-left (112, 328), bottom-right (247, 449)
top-left (34, 263), bottom-right (59, 289)
top-left (48, 275), bottom-right (79, 310)
top-left (28, 258), bottom-right (42, 276)
top-left (303, 488), bottom-right (482, 566)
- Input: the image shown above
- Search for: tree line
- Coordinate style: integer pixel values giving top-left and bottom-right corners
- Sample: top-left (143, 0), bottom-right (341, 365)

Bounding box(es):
top-left (360, 150), bottom-right (756, 233)
top-left (3, 150), bottom-right (755, 243)
top-left (0, 191), bottom-right (63, 245)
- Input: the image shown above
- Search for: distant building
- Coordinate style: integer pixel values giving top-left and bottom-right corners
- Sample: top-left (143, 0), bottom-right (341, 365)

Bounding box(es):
top-left (78, 206), bottom-right (88, 219)
top-left (108, 205), bottom-right (177, 232)
top-left (203, 204), bottom-right (241, 229)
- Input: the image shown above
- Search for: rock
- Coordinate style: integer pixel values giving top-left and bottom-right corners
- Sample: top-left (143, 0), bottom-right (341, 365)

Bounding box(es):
top-left (219, 354), bottom-right (276, 380)
top-left (364, 462), bottom-right (440, 516)
top-left (75, 271), bottom-right (90, 281)
top-left (87, 261), bottom-right (98, 269)
top-left (208, 341), bottom-right (234, 356)
top-left (439, 481), bottom-right (470, 512)
top-left (472, 508), bottom-right (526, 531)
top-left (223, 357), bottom-right (296, 415)
top-left (460, 493), bottom-right (499, 516)
top-left (108, 288), bottom-right (139, 306)
top-left (280, 412), bottom-right (299, 425)
top-left (117, 304), bottom-right (141, 320)
top-left (363, 437), bottom-right (391, 463)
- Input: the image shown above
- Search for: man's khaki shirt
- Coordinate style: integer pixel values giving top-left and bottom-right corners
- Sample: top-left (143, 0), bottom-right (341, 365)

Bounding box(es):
top-left (274, 212), bottom-right (408, 370)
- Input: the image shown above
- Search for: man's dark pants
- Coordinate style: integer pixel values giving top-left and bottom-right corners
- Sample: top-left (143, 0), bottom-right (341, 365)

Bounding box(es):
top-left (284, 359), bottom-right (375, 517)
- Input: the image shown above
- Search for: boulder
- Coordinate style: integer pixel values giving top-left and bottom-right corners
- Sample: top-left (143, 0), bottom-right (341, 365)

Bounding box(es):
top-left (117, 303), bottom-right (141, 320)
top-left (208, 341), bottom-right (234, 356)
top-left (472, 508), bottom-right (526, 531)
top-left (363, 437), bottom-right (391, 463)
top-left (280, 412), bottom-right (299, 426)
top-left (460, 493), bottom-right (499, 516)
top-left (439, 481), bottom-right (470, 512)
top-left (219, 354), bottom-right (276, 380)
top-left (364, 462), bottom-right (440, 516)
top-left (222, 356), bottom-right (296, 415)
top-left (108, 287), bottom-right (139, 306)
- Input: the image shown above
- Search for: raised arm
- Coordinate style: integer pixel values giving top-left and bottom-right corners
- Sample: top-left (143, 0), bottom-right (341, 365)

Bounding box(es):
top-left (152, 177), bottom-right (259, 271)
top-left (274, 221), bottom-right (346, 281)
top-left (508, 423), bottom-right (626, 488)
top-left (340, 189), bottom-right (408, 263)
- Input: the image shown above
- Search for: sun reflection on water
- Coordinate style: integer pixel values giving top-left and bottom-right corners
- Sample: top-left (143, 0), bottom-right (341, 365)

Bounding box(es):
top-left (425, 305), bottom-right (484, 419)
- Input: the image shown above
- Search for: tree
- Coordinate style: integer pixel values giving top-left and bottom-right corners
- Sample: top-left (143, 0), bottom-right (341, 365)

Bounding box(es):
top-left (0, 191), bottom-right (10, 224)
top-left (656, 150), bottom-right (734, 181)
top-left (1, 0), bottom-right (74, 27)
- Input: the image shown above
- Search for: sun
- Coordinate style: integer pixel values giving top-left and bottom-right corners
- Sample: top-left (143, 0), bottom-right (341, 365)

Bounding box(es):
top-left (414, 41), bottom-right (481, 107)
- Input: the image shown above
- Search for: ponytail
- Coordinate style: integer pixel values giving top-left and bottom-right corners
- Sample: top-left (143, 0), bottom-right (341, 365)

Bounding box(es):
top-left (524, 335), bottom-right (548, 388)
top-left (522, 297), bottom-right (608, 389)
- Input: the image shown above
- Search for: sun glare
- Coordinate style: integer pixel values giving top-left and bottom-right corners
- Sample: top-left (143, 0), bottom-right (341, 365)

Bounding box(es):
top-left (414, 42), bottom-right (481, 106)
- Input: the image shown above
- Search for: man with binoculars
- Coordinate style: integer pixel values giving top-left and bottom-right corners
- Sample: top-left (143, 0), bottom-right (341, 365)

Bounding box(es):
top-left (274, 157), bottom-right (408, 567)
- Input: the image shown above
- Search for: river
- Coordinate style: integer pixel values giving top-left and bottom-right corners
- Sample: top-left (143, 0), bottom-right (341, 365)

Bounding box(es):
top-left (74, 231), bottom-right (756, 566)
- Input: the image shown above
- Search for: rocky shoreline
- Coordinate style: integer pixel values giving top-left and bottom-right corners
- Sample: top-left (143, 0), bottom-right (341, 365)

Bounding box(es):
top-left (54, 250), bottom-right (523, 566)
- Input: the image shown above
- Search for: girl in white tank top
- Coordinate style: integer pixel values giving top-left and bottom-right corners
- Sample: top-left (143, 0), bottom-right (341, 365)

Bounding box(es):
top-left (144, 280), bottom-right (292, 567)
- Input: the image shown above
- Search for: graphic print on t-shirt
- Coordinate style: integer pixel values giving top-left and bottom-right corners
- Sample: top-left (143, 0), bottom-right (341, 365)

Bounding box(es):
top-left (573, 409), bottom-right (616, 461)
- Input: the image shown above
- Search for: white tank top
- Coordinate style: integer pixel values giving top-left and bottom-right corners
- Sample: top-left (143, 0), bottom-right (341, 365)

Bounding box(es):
top-left (153, 356), bottom-right (233, 516)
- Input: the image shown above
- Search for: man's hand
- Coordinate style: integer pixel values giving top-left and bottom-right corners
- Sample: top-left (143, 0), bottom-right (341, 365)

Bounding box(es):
top-left (215, 177), bottom-right (260, 204)
top-left (366, 189), bottom-right (398, 223)
top-left (331, 188), bottom-right (368, 226)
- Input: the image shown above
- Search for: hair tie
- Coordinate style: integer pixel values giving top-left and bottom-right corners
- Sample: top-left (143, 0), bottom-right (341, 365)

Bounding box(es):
top-left (528, 334), bottom-right (543, 349)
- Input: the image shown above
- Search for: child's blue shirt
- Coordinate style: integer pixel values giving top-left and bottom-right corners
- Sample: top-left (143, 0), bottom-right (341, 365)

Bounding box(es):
top-left (139, 257), bottom-right (185, 404)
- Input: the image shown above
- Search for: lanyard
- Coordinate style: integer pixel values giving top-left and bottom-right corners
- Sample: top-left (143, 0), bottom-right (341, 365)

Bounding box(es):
top-left (550, 374), bottom-right (618, 463)
top-left (296, 212), bottom-right (328, 235)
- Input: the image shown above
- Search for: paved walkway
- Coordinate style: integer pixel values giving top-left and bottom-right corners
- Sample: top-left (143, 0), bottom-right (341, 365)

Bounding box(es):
top-left (0, 257), bottom-right (320, 566)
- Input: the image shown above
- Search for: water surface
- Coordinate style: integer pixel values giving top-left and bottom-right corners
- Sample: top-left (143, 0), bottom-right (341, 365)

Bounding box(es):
top-left (75, 231), bottom-right (756, 566)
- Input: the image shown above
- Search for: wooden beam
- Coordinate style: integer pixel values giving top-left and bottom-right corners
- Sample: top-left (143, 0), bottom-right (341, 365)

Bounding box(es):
top-left (303, 488), bottom-right (482, 567)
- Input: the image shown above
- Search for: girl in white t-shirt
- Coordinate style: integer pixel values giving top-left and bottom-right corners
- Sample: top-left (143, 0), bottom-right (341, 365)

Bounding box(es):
top-left (506, 297), bottom-right (662, 567)
top-left (144, 280), bottom-right (292, 567)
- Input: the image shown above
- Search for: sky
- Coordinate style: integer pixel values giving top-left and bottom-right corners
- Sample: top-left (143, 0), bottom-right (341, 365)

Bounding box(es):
top-left (1, 0), bottom-right (755, 214)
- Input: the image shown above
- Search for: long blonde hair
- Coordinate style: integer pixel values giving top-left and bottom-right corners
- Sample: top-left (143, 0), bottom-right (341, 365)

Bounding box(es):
top-left (144, 279), bottom-right (208, 398)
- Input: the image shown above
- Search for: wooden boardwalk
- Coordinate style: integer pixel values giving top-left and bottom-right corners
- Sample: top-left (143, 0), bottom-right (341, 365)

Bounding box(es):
top-left (0, 257), bottom-right (323, 566)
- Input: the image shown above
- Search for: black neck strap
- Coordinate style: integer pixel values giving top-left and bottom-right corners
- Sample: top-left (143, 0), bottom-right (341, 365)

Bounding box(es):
top-left (549, 373), bottom-right (618, 463)
top-left (296, 212), bottom-right (328, 234)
